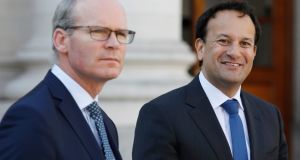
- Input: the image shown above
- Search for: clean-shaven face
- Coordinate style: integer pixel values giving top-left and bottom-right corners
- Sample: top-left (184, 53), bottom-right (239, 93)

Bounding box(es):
top-left (196, 10), bottom-right (256, 96)
top-left (64, 0), bottom-right (127, 84)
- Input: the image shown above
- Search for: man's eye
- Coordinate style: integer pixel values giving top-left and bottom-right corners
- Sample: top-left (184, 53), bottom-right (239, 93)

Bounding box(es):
top-left (240, 41), bottom-right (253, 48)
top-left (217, 39), bottom-right (230, 46)
top-left (117, 31), bottom-right (128, 38)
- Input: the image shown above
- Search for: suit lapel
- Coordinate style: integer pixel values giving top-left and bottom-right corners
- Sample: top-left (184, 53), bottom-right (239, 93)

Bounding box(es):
top-left (186, 77), bottom-right (232, 160)
top-left (241, 92), bottom-right (264, 160)
top-left (102, 112), bottom-right (122, 160)
top-left (43, 71), bottom-right (105, 160)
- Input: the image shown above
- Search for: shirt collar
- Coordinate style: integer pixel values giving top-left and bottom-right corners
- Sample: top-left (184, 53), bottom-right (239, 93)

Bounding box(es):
top-left (51, 64), bottom-right (98, 110)
top-left (199, 72), bottom-right (244, 110)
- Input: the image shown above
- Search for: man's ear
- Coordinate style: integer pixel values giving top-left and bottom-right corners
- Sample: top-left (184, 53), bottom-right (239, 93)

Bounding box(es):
top-left (253, 45), bottom-right (257, 57)
top-left (195, 38), bottom-right (205, 61)
top-left (53, 28), bottom-right (68, 54)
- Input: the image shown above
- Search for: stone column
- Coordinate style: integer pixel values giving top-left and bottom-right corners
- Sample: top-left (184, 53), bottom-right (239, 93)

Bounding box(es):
top-left (0, 1), bottom-right (34, 98)
top-left (3, 0), bottom-right (60, 100)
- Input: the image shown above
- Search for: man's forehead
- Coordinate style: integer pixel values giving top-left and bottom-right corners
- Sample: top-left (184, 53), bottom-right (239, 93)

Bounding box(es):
top-left (71, 0), bottom-right (127, 27)
top-left (73, 0), bottom-right (125, 16)
top-left (207, 10), bottom-right (254, 30)
top-left (206, 10), bottom-right (255, 40)
top-left (211, 10), bottom-right (249, 20)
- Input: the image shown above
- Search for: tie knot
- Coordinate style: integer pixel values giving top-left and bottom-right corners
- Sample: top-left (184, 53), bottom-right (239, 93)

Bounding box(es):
top-left (221, 99), bottom-right (239, 115)
top-left (86, 101), bottom-right (102, 118)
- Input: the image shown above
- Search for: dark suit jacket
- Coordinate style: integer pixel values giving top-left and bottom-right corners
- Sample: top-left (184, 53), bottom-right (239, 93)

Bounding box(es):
top-left (0, 71), bottom-right (122, 160)
top-left (133, 76), bottom-right (288, 160)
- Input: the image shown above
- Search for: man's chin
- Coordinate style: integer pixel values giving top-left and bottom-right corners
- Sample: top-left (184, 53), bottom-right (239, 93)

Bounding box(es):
top-left (103, 71), bottom-right (122, 80)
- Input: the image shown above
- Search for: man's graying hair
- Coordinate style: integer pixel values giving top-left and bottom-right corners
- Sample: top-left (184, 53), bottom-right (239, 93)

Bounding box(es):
top-left (52, 0), bottom-right (78, 52)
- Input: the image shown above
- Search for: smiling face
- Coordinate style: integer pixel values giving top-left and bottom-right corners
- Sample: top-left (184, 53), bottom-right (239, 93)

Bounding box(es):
top-left (195, 10), bottom-right (257, 97)
top-left (53, 0), bottom-right (128, 96)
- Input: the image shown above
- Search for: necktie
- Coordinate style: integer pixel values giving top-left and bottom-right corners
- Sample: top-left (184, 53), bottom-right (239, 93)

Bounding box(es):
top-left (221, 99), bottom-right (248, 160)
top-left (87, 102), bottom-right (116, 160)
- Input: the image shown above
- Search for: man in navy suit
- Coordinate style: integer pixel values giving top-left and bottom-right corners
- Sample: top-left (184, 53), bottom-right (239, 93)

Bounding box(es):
top-left (133, 2), bottom-right (288, 160)
top-left (0, 0), bottom-right (135, 159)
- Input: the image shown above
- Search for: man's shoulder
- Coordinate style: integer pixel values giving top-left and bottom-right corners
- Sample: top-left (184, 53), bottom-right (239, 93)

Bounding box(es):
top-left (141, 77), bottom-right (201, 111)
top-left (17, 81), bottom-right (52, 104)
top-left (139, 84), bottom-right (189, 116)
top-left (4, 80), bottom-right (56, 119)
top-left (150, 84), bottom-right (186, 102)
top-left (12, 71), bottom-right (68, 110)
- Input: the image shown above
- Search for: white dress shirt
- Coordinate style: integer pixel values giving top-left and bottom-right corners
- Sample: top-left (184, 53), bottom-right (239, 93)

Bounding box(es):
top-left (51, 65), bottom-right (102, 145)
top-left (199, 72), bottom-right (250, 159)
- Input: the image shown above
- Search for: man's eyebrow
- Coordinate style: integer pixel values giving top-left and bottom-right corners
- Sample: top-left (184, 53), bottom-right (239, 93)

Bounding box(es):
top-left (243, 37), bottom-right (254, 40)
top-left (216, 34), bottom-right (230, 39)
top-left (216, 34), bottom-right (254, 41)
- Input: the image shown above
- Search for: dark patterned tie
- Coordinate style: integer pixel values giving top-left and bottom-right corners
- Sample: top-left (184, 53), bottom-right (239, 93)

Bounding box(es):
top-left (221, 99), bottom-right (248, 160)
top-left (87, 102), bottom-right (116, 160)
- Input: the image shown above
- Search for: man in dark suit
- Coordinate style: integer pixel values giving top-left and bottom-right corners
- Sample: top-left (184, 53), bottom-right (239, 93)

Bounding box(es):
top-left (133, 2), bottom-right (288, 160)
top-left (0, 0), bottom-right (135, 159)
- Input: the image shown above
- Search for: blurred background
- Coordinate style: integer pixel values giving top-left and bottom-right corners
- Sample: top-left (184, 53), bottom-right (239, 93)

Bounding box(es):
top-left (0, 0), bottom-right (299, 159)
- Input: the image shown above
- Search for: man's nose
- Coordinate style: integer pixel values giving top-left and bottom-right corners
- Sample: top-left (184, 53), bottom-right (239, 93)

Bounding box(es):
top-left (227, 42), bottom-right (241, 57)
top-left (105, 32), bottom-right (120, 47)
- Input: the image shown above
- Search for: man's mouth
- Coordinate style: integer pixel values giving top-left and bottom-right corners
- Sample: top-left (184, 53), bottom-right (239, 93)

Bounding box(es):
top-left (221, 62), bottom-right (242, 67)
top-left (101, 58), bottom-right (119, 62)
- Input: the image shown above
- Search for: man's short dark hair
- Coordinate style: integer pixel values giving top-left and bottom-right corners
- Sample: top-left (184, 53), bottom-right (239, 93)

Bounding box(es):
top-left (195, 1), bottom-right (261, 45)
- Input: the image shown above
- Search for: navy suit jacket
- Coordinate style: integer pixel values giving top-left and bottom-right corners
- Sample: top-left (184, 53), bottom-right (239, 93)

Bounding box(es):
top-left (133, 76), bottom-right (288, 160)
top-left (0, 71), bottom-right (122, 160)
